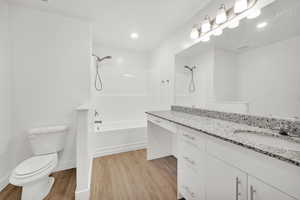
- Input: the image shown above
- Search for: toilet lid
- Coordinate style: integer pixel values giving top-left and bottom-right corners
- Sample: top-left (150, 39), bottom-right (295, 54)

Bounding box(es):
top-left (15, 154), bottom-right (57, 176)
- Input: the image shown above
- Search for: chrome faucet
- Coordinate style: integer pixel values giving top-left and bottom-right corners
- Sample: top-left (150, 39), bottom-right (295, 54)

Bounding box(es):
top-left (94, 110), bottom-right (102, 124)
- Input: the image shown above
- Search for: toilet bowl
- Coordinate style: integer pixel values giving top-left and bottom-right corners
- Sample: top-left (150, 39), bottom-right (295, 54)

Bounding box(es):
top-left (10, 125), bottom-right (68, 200)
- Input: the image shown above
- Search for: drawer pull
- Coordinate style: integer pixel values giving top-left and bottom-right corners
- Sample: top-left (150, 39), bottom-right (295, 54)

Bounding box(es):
top-left (183, 185), bottom-right (196, 198)
top-left (183, 156), bottom-right (196, 165)
top-left (183, 134), bottom-right (195, 140)
top-left (236, 177), bottom-right (241, 200)
top-left (250, 185), bottom-right (256, 200)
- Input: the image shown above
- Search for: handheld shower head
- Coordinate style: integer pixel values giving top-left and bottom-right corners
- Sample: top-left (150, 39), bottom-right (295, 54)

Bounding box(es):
top-left (93, 54), bottom-right (112, 62)
top-left (184, 65), bottom-right (196, 71)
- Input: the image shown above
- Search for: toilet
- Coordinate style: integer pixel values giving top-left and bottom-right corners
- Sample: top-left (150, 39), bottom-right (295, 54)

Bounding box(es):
top-left (10, 125), bottom-right (68, 200)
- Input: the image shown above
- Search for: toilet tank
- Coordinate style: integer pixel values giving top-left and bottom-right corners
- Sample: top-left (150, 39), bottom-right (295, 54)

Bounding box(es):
top-left (28, 125), bottom-right (68, 155)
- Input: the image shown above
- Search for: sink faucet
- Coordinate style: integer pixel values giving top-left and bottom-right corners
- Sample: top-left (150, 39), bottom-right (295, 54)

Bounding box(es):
top-left (276, 124), bottom-right (300, 138)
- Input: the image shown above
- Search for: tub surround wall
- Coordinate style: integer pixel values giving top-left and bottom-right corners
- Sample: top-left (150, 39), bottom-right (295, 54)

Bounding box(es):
top-left (171, 105), bottom-right (300, 136)
top-left (91, 45), bottom-right (149, 157)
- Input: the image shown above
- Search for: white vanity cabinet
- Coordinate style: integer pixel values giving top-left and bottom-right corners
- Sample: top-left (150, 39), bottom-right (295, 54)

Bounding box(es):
top-left (205, 155), bottom-right (247, 200)
top-left (176, 124), bottom-right (300, 200)
top-left (248, 176), bottom-right (296, 200)
top-left (146, 114), bottom-right (300, 200)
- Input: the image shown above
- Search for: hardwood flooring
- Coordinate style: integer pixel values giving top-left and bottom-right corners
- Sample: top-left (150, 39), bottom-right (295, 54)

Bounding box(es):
top-left (0, 168), bottom-right (76, 200)
top-left (0, 149), bottom-right (177, 200)
top-left (91, 149), bottom-right (177, 200)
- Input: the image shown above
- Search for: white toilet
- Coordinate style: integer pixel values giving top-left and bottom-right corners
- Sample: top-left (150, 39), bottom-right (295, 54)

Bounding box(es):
top-left (10, 125), bottom-right (68, 200)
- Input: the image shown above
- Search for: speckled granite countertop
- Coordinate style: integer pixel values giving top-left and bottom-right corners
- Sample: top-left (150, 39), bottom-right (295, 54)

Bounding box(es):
top-left (146, 110), bottom-right (300, 167)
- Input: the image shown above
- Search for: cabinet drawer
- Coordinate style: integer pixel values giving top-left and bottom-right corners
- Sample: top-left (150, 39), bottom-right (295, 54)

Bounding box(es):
top-left (179, 126), bottom-right (206, 151)
top-left (179, 164), bottom-right (205, 200)
top-left (180, 140), bottom-right (202, 170)
top-left (147, 115), bottom-right (176, 133)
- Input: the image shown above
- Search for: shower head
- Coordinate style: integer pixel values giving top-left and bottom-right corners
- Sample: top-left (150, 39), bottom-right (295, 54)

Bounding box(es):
top-left (184, 65), bottom-right (196, 71)
top-left (93, 54), bottom-right (112, 62)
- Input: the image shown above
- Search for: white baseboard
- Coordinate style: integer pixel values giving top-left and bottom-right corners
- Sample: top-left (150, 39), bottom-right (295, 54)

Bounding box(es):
top-left (93, 141), bottom-right (147, 158)
top-left (54, 159), bottom-right (76, 172)
top-left (75, 188), bottom-right (90, 200)
top-left (0, 174), bottom-right (9, 192)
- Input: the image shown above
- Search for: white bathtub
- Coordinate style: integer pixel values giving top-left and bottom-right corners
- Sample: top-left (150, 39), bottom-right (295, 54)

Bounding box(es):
top-left (94, 120), bottom-right (146, 133)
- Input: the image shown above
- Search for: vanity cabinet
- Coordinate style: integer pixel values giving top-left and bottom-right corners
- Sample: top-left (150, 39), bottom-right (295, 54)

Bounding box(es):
top-left (248, 176), bottom-right (296, 200)
top-left (146, 114), bottom-right (300, 200)
top-left (176, 125), bottom-right (299, 200)
top-left (205, 155), bottom-right (247, 200)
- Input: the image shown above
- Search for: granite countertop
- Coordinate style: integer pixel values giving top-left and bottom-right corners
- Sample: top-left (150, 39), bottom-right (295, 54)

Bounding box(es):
top-left (146, 110), bottom-right (300, 167)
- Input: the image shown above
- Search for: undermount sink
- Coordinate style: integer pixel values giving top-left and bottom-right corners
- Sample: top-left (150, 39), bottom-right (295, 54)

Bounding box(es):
top-left (234, 130), bottom-right (300, 152)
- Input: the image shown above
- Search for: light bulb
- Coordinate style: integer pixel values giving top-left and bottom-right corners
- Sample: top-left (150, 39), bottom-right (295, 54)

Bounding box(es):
top-left (190, 26), bottom-right (199, 39)
top-left (234, 0), bottom-right (248, 13)
top-left (213, 28), bottom-right (223, 36)
top-left (201, 16), bottom-right (211, 33)
top-left (216, 5), bottom-right (227, 24)
top-left (201, 35), bottom-right (210, 42)
top-left (228, 19), bottom-right (240, 29)
top-left (247, 9), bottom-right (261, 19)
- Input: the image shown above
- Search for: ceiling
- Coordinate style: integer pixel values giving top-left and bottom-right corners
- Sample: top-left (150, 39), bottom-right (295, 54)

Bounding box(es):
top-left (8, 0), bottom-right (211, 51)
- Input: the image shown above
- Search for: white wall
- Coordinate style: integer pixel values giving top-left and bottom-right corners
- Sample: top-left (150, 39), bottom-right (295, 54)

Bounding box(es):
top-left (237, 35), bottom-right (300, 118)
top-left (91, 45), bottom-right (148, 155)
top-left (9, 5), bottom-right (92, 171)
top-left (0, 0), bottom-right (12, 191)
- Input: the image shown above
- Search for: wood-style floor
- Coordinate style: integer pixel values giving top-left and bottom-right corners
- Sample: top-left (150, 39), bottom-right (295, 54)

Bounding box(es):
top-left (0, 149), bottom-right (177, 200)
top-left (0, 168), bottom-right (76, 200)
top-left (91, 149), bottom-right (177, 200)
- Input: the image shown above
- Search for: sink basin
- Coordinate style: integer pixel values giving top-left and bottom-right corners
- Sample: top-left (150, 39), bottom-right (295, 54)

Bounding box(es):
top-left (234, 130), bottom-right (300, 152)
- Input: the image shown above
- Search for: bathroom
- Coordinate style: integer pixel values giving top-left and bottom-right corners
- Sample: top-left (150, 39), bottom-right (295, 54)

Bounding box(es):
top-left (0, 0), bottom-right (300, 199)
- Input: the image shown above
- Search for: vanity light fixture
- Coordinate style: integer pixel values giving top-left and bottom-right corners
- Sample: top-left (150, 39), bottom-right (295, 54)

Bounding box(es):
top-left (228, 19), bottom-right (240, 29)
top-left (216, 4), bottom-right (227, 24)
top-left (234, 0), bottom-right (248, 13)
top-left (247, 8), bottom-right (261, 19)
top-left (212, 24), bottom-right (223, 36)
top-left (213, 28), bottom-right (223, 36)
top-left (190, 25), bottom-right (200, 39)
top-left (201, 16), bottom-right (211, 33)
top-left (201, 35), bottom-right (210, 42)
top-left (190, 0), bottom-right (259, 42)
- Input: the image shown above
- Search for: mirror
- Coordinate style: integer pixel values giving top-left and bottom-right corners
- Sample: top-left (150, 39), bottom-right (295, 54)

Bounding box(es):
top-left (175, 0), bottom-right (300, 119)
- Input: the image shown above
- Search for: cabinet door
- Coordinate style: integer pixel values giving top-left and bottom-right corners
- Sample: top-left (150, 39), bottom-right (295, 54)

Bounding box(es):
top-left (206, 155), bottom-right (247, 200)
top-left (248, 176), bottom-right (296, 200)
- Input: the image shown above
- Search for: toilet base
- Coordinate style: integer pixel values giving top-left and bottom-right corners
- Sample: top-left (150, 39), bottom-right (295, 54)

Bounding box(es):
top-left (22, 176), bottom-right (55, 200)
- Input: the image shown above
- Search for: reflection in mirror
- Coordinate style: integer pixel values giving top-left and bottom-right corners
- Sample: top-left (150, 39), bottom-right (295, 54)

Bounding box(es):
top-left (175, 0), bottom-right (300, 119)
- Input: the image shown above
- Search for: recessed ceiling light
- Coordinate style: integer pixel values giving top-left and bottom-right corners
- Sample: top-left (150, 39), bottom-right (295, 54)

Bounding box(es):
top-left (130, 33), bottom-right (139, 39)
top-left (256, 21), bottom-right (268, 29)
